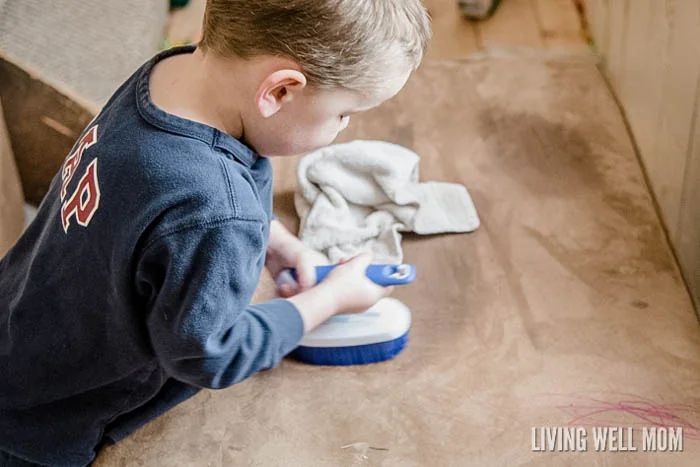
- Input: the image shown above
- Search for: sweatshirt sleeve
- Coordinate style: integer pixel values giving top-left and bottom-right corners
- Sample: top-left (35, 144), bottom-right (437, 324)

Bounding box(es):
top-left (135, 217), bottom-right (304, 389)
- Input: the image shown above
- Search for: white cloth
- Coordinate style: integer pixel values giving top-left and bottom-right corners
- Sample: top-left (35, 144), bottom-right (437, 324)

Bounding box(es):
top-left (294, 140), bottom-right (480, 264)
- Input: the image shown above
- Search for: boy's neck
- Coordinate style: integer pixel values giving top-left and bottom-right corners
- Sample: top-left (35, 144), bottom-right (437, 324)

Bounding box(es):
top-left (149, 47), bottom-right (245, 141)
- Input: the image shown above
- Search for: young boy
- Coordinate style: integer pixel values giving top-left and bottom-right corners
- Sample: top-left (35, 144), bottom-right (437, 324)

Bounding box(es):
top-left (0, 1), bottom-right (431, 465)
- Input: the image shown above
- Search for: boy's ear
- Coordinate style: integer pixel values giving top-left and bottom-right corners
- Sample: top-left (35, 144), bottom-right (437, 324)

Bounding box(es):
top-left (256, 69), bottom-right (307, 118)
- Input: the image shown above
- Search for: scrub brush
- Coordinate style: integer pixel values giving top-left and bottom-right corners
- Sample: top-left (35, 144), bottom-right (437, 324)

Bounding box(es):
top-left (278, 264), bottom-right (416, 366)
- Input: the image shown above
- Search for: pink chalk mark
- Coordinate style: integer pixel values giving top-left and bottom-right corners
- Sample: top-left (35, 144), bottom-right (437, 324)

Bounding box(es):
top-left (551, 394), bottom-right (700, 441)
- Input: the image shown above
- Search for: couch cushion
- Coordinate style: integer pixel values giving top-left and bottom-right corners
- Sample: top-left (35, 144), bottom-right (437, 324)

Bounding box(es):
top-left (0, 0), bottom-right (169, 105)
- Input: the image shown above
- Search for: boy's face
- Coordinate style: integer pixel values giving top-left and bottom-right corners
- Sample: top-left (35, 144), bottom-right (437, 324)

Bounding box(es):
top-left (247, 69), bottom-right (412, 157)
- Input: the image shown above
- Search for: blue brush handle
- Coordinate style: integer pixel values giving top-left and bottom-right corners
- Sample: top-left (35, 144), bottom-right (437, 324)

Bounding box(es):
top-left (288, 264), bottom-right (416, 286)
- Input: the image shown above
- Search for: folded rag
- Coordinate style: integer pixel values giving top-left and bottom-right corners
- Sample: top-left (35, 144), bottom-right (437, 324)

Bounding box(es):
top-left (294, 140), bottom-right (480, 264)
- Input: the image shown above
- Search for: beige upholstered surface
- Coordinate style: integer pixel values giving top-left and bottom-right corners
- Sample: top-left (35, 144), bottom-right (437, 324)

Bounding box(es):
top-left (97, 59), bottom-right (700, 467)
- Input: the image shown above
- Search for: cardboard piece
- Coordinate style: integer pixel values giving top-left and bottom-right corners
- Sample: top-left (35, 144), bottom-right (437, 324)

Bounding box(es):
top-left (0, 97), bottom-right (24, 258)
top-left (0, 0), bottom-right (169, 204)
top-left (0, 55), bottom-right (95, 205)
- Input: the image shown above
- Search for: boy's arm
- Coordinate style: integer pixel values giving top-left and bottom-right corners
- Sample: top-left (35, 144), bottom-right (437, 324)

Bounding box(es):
top-left (136, 218), bottom-right (304, 389)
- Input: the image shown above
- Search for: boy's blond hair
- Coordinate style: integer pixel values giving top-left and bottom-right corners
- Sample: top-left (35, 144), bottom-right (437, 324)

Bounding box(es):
top-left (199, 0), bottom-right (431, 93)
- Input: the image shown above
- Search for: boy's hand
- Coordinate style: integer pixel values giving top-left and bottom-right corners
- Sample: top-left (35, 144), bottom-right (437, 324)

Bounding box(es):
top-left (322, 254), bottom-right (394, 314)
top-left (287, 253), bottom-right (394, 332)
top-left (265, 220), bottom-right (329, 297)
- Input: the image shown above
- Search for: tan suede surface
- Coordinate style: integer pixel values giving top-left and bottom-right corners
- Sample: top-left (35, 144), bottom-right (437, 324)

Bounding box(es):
top-left (97, 60), bottom-right (700, 466)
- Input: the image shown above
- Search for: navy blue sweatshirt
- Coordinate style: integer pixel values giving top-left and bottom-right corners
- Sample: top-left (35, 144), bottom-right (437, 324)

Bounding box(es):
top-left (0, 46), bottom-right (304, 466)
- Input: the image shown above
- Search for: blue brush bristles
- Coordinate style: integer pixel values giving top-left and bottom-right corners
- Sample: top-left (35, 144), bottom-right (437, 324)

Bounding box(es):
top-left (289, 332), bottom-right (409, 366)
